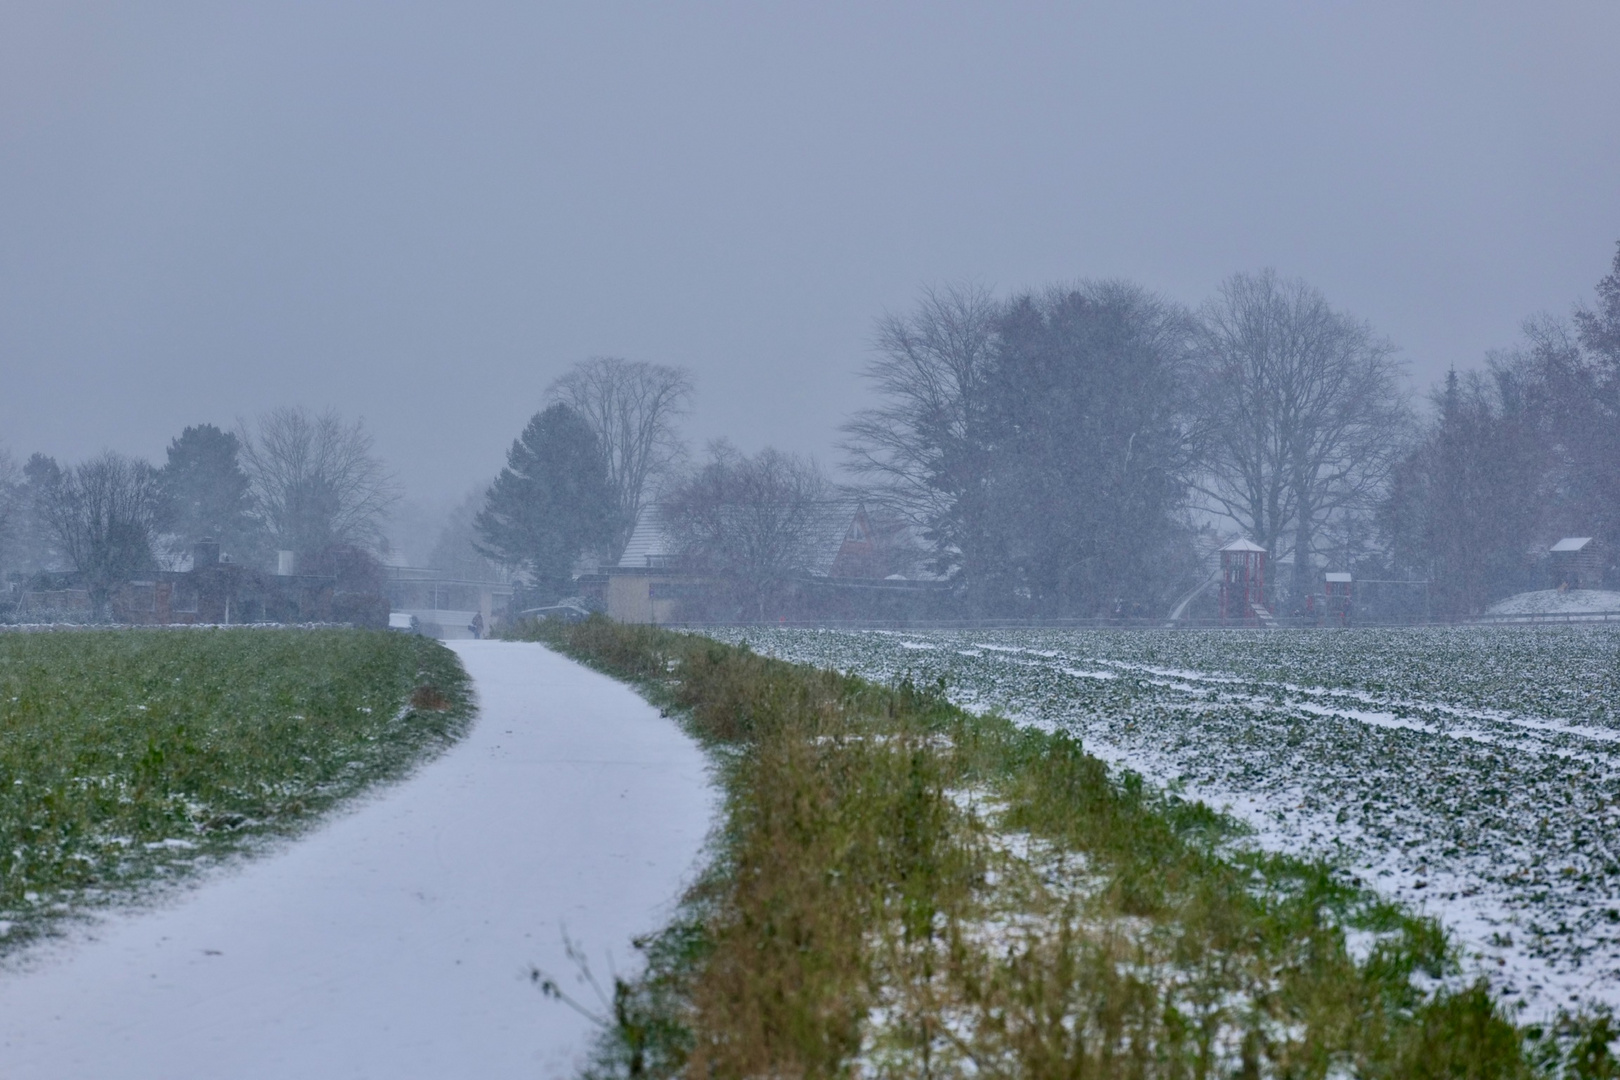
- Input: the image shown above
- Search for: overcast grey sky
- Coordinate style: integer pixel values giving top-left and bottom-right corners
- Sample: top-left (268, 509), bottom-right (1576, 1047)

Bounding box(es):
top-left (3, 2), bottom-right (1618, 507)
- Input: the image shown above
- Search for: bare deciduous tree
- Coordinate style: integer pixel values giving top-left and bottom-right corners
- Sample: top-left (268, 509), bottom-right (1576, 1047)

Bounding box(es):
top-left (39, 451), bottom-right (163, 619)
top-left (839, 283), bottom-right (999, 574)
top-left (1194, 271), bottom-right (1410, 602)
top-left (662, 442), bottom-right (831, 620)
top-left (546, 357), bottom-right (692, 551)
top-left (238, 407), bottom-right (398, 566)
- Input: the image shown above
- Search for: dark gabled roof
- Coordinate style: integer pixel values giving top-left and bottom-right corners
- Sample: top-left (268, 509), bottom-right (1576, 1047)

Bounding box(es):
top-left (800, 500), bottom-right (866, 577)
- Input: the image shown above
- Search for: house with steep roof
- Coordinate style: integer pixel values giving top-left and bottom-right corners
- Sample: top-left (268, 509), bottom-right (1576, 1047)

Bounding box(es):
top-left (604, 505), bottom-right (688, 624)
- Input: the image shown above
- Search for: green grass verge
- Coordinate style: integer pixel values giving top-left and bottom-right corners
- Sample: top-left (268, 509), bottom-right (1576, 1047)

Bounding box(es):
top-left (0, 627), bottom-right (473, 947)
top-left (508, 616), bottom-right (1618, 1080)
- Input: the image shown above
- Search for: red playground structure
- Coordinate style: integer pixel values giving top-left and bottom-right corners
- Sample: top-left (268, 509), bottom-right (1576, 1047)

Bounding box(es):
top-left (1324, 571), bottom-right (1353, 625)
top-left (1220, 539), bottom-right (1271, 625)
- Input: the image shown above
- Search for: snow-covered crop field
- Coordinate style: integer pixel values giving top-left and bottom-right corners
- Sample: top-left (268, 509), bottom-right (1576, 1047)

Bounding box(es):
top-left (714, 625), bottom-right (1620, 1020)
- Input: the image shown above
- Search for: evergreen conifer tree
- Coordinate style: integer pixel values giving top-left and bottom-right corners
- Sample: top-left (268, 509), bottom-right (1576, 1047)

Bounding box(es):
top-left (159, 424), bottom-right (256, 562)
top-left (475, 404), bottom-right (616, 598)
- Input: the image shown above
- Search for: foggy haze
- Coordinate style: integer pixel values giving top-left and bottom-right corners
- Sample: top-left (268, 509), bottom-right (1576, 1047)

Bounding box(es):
top-left (2, 2), bottom-right (1618, 511)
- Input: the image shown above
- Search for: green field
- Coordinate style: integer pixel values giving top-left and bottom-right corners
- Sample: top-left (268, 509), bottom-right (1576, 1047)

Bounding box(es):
top-left (0, 628), bottom-right (472, 946)
top-left (512, 617), bottom-right (1615, 1079)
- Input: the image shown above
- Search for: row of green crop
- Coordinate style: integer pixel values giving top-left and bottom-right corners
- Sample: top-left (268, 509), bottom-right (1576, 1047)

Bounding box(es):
top-left (0, 628), bottom-right (472, 946)
top-left (510, 616), bottom-right (1613, 1079)
top-left (731, 624), bottom-right (1620, 726)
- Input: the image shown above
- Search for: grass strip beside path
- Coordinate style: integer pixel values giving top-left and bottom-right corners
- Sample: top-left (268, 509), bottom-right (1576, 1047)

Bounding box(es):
top-left (510, 616), bottom-right (1618, 1080)
top-left (0, 628), bottom-right (473, 948)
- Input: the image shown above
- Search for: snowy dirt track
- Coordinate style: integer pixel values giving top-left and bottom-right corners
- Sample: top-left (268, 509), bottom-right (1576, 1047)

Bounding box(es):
top-left (0, 641), bottom-right (715, 1080)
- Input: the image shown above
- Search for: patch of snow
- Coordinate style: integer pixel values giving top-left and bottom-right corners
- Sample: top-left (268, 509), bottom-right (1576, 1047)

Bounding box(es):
top-left (1485, 590), bottom-right (1620, 617)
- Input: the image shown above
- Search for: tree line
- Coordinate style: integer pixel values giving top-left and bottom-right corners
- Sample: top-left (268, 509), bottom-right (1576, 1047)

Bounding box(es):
top-left (7, 244), bottom-right (1615, 623)
top-left (481, 242), bottom-right (1620, 621)
top-left (1383, 248), bottom-right (1620, 614)
top-left (847, 243), bottom-right (1619, 618)
top-left (475, 357), bottom-right (878, 619)
top-left (838, 271), bottom-right (1411, 617)
top-left (0, 407), bottom-right (396, 619)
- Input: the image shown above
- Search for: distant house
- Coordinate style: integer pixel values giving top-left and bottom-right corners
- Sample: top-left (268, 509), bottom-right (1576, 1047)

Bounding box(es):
top-left (16, 542), bottom-right (391, 627)
top-left (605, 505), bottom-right (689, 624)
top-left (603, 501), bottom-right (939, 624)
top-left (1548, 537), bottom-right (1605, 590)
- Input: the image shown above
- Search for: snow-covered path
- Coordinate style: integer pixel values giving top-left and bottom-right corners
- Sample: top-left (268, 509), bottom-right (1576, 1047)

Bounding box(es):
top-left (0, 641), bottom-right (715, 1079)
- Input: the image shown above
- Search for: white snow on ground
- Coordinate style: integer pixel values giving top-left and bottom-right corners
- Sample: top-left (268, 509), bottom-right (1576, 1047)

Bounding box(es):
top-left (1486, 589), bottom-right (1620, 617)
top-left (0, 641), bottom-right (715, 1080)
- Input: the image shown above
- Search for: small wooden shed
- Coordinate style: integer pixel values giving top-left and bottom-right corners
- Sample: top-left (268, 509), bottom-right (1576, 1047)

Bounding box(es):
top-left (1549, 537), bottom-right (1604, 590)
